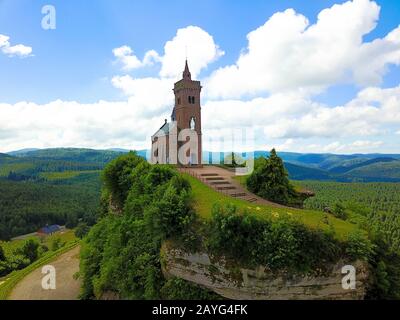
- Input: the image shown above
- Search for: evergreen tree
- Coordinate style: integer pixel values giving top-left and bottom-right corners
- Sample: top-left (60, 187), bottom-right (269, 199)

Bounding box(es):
top-left (247, 149), bottom-right (294, 205)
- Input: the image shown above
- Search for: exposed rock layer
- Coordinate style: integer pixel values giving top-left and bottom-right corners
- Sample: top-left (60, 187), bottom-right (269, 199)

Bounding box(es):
top-left (161, 242), bottom-right (369, 300)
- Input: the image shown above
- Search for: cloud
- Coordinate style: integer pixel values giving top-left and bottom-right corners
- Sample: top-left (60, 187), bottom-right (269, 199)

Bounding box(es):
top-left (112, 26), bottom-right (224, 78)
top-left (0, 85), bottom-right (398, 154)
top-left (113, 45), bottom-right (160, 71)
top-left (202, 85), bottom-right (400, 140)
top-left (0, 34), bottom-right (32, 57)
top-left (204, 0), bottom-right (400, 99)
top-left (159, 26), bottom-right (224, 78)
top-left (0, 99), bottom-right (166, 152)
top-left (111, 75), bottom-right (173, 117)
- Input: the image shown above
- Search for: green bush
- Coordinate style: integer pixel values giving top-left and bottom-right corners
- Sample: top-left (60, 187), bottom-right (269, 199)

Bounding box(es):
top-left (102, 151), bottom-right (145, 209)
top-left (16, 239), bottom-right (40, 263)
top-left (75, 223), bottom-right (90, 239)
top-left (207, 203), bottom-right (371, 274)
top-left (161, 278), bottom-right (221, 300)
top-left (80, 156), bottom-right (201, 299)
top-left (345, 231), bottom-right (375, 261)
top-left (247, 149), bottom-right (296, 205)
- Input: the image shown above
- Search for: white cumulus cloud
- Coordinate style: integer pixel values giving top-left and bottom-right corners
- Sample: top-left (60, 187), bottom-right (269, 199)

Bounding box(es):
top-left (113, 45), bottom-right (160, 71)
top-left (204, 0), bottom-right (400, 99)
top-left (112, 26), bottom-right (224, 78)
top-left (0, 34), bottom-right (32, 57)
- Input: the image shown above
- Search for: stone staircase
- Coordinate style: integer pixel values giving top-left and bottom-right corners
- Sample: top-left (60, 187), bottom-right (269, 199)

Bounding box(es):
top-left (181, 168), bottom-right (259, 203)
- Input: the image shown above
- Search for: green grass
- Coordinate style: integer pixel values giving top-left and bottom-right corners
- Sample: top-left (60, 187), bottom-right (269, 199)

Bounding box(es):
top-left (0, 241), bottom-right (80, 300)
top-left (185, 174), bottom-right (360, 240)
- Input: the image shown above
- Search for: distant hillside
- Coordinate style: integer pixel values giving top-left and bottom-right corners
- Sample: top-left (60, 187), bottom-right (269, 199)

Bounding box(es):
top-left (284, 162), bottom-right (334, 181)
top-left (8, 148), bottom-right (125, 164)
top-left (5, 147), bottom-right (400, 182)
top-left (252, 150), bottom-right (400, 182)
top-left (343, 161), bottom-right (400, 181)
top-left (7, 148), bottom-right (39, 156)
top-left (0, 153), bottom-right (14, 161)
top-left (329, 157), bottom-right (398, 174)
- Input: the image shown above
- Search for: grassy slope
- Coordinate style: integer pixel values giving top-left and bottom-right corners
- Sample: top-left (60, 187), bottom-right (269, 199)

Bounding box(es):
top-left (186, 174), bottom-right (359, 241)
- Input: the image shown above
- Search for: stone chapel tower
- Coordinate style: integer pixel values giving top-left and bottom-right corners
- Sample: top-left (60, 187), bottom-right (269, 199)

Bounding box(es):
top-left (151, 60), bottom-right (202, 166)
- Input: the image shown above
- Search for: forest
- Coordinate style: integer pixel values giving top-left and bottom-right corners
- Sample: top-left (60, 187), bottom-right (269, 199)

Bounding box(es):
top-left (0, 149), bottom-right (124, 240)
top-left (295, 181), bottom-right (400, 253)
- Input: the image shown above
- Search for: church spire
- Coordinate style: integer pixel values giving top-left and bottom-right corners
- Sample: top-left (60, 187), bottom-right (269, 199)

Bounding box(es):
top-left (183, 59), bottom-right (191, 80)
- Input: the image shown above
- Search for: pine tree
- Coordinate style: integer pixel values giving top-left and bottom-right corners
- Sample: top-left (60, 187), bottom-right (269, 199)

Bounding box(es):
top-left (247, 149), bottom-right (294, 205)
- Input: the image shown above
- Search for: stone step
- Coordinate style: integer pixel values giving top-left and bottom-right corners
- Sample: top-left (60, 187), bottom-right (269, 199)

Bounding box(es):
top-left (230, 192), bottom-right (247, 198)
top-left (200, 173), bottom-right (219, 177)
top-left (247, 198), bottom-right (258, 203)
top-left (205, 177), bottom-right (224, 181)
top-left (216, 186), bottom-right (237, 190)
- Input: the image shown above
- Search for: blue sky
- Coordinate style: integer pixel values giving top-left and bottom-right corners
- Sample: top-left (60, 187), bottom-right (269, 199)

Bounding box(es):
top-left (0, 0), bottom-right (400, 153)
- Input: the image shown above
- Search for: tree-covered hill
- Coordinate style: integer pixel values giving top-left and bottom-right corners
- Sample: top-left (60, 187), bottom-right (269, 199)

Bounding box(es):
top-left (0, 148), bottom-right (131, 240)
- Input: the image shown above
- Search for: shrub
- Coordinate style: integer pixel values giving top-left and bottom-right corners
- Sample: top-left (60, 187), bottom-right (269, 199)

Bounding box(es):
top-left (333, 203), bottom-right (347, 220)
top-left (161, 278), bottom-right (221, 300)
top-left (102, 151), bottom-right (145, 209)
top-left (207, 203), bottom-right (353, 274)
top-left (50, 238), bottom-right (64, 251)
top-left (246, 149), bottom-right (296, 205)
top-left (345, 231), bottom-right (375, 261)
top-left (17, 239), bottom-right (40, 263)
top-left (75, 223), bottom-right (90, 239)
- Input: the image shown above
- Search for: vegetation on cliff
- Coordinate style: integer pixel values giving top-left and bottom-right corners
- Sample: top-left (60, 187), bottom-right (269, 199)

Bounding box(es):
top-left (80, 152), bottom-right (213, 299)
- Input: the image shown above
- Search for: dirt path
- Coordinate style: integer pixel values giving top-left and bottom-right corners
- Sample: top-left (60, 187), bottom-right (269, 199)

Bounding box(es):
top-left (10, 246), bottom-right (81, 300)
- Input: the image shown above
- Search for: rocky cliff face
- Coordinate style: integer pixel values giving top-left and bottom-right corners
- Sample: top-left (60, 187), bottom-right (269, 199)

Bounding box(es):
top-left (161, 242), bottom-right (369, 300)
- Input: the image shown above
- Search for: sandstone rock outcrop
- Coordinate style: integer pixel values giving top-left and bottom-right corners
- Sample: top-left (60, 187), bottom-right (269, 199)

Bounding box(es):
top-left (161, 242), bottom-right (369, 300)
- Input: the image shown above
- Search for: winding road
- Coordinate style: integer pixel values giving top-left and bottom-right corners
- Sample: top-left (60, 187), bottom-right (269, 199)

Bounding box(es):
top-left (9, 246), bottom-right (81, 300)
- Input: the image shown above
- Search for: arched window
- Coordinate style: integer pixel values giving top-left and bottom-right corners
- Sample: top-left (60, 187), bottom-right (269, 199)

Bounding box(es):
top-left (192, 96), bottom-right (195, 104)
top-left (177, 97), bottom-right (181, 105)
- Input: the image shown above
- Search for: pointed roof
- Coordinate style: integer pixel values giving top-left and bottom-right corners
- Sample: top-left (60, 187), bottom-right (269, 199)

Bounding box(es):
top-left (182, 59), bottom-right (191, 80)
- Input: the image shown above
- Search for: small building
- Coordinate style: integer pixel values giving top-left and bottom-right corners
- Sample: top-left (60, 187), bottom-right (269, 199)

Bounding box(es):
top-left (37, 224), bottom-right (61, 236)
